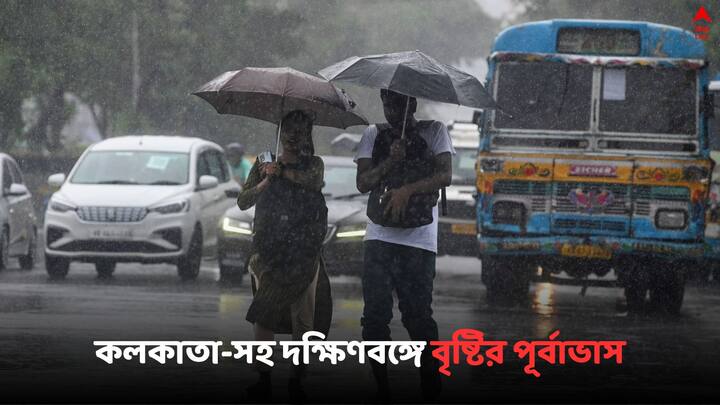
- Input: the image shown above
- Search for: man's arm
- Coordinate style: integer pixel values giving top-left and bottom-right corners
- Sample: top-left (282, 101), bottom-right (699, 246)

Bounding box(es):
top-left (356, 158), bottom-right (392, 193)
top-left (383, 152), bottom-right (452, 221)
top-left (356, 139), bottom-right (405, 193)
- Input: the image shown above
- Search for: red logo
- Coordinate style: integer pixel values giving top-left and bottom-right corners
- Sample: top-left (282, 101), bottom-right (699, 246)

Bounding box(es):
top-left (693, 6), bottom-right (712, 40)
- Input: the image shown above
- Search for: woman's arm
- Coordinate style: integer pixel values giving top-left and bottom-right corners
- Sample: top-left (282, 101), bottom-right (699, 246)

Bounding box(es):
top-left (236, 160), bottom-right (269, 210)
top-left (282, 156), bottom-right (324, 192)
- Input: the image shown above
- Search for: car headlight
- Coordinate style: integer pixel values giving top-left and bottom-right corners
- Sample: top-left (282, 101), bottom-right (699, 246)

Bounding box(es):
top-left (655, 209), bottom-right (687, 230)
top-left (149, 200), bottom-right (189, 214)
top-left (336, 223), bottom-right (366, 238)
top-left (223, 217), bottom-right (252, 235)
top-left (50, 200), bottom-right (76, 213)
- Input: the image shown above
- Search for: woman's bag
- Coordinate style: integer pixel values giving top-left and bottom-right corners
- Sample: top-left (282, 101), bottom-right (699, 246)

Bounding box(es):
top-left (253, 176), bottom-right (328, 268)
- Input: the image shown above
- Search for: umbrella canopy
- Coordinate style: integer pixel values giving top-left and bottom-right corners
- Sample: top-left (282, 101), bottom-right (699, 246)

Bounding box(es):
top-left (193, 67), bottom-right (368, 129)
top-left (318, 50), bottom-right (498, 110)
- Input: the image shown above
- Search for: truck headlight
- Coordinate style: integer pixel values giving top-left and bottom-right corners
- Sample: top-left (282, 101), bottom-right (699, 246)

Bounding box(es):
top-left (223, 217), bottom-right (252, 235)
top-left (491, 201), bottom-right (525, 226)
top-left (336, 224), bottom-right (366, 238)
top-left (150, 200), bottom-right (189, 214)
top-left (655, 209), bottom-right (687, 230)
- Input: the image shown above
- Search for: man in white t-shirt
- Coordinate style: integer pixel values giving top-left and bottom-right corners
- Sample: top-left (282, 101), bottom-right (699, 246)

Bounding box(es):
top-left (354, 89), bottom-right (454, 401)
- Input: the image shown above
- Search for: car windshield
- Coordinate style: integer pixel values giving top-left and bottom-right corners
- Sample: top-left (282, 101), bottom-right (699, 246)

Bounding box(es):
top-left (599, 67), bottom-right (696, 135)
top-left (323, 164), bottom-right (361, 198)
top-left (71, 151), bottom-right (189, 185)
top-left (453, 148), bottom-right (477, 185)
top-left (494, 62), bottom-right (593, 131)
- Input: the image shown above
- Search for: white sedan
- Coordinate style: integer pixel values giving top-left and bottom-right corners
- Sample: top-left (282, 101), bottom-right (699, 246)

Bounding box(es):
top-left (44, 136), bottom-right (239, 279)
top-left (0, 153), bottom-right (37, 270)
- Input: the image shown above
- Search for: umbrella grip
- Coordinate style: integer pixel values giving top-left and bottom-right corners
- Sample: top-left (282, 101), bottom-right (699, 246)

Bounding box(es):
top-left (441, 187), bottom-right (447, 216)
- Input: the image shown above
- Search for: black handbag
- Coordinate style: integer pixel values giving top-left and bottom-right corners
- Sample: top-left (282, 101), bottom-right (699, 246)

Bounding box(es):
top-left (366, 121), bottom-right (439, 228)
top-left (253, 175), bottom-right (328, 267)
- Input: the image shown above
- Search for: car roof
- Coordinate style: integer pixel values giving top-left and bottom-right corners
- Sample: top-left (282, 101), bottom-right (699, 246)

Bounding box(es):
top-left (90, 135), bottom-right (217, 153)
top-left (320, 155), bottom-right (356, 167)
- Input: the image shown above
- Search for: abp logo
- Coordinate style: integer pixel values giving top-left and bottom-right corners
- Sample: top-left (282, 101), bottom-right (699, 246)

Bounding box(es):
top-left (693, 6), bottom-right (712, 41)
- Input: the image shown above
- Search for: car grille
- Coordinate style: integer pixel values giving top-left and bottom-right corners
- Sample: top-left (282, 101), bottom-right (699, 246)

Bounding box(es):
top-left (56, 240), bottom-right (177, 253)
top-left (77, 206), bottom-right (148, 223)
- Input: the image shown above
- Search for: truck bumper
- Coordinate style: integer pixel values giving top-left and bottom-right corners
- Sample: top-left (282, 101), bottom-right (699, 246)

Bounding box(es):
top-left (478, 235), bottom-right (706, 260)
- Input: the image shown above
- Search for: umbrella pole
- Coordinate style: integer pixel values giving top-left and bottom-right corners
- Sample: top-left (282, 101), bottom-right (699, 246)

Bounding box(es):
top-left (400, 95), bottom-right (410, 140)
top-left (274, 121), bottom-right (282, 160)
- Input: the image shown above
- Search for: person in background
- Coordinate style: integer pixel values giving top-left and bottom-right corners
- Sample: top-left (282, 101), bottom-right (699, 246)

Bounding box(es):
top-left (226, 142), bottom-right (252, 185)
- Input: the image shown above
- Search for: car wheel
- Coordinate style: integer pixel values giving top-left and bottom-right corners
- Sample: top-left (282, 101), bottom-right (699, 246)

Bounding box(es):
top-left (649, 268), bottom-right (685, 315)
top-left (0, 227), bottom-right (9, 270)
top-left (95, 261), bottom-right (116, 279)
top-left (482, 257), bottom-right (530, 305)
top-left (177, 227), bottom-right (202, 281)
top-left (46, 255), bottom-right (70, 279)
top-left (18, 228), bottom-right (36, 270)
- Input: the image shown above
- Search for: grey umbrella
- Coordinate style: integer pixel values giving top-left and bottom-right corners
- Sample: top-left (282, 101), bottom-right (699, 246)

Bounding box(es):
top-left (193, 67), bottom-right (367, 155)
top-left (319, 50), bottom-right (498, 138)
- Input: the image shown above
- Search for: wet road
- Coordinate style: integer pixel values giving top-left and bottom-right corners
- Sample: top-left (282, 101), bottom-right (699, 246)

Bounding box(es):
top-left (1, 255), bottom-right (719, 403)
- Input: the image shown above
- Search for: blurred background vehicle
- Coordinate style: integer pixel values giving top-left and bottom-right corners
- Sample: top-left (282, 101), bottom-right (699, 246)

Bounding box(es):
top-left (437, 121), bottom-right (479, 257)
top-left (218, 155), bottom-right (367, 282)
top-left (43, 136), bottom-right (239, 280)
top-left (0, 153), bottom-right (37, 270)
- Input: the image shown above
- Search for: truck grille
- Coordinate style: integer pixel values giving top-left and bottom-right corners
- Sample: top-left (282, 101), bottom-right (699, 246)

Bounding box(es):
top-left (554, 182), bottom-right (628, 215)
top-left (493, 180), bottom-right (547, 196)
top-left (77, 206), bottom-right (148, 223)
top-left (554, 218), bottom-right (627, 233)
top-left (493, 180), bottom-right (549, 213)
top-left (632, 186), bottom-right (690, 216)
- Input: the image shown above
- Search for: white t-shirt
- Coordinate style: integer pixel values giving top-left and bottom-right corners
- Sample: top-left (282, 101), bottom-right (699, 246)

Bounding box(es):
top-left (354, 121), bottom-right (455, 253)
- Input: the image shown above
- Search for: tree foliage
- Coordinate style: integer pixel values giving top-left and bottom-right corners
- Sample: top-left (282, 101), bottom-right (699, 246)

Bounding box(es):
top-left (0, 0), bottom-right (497, 153)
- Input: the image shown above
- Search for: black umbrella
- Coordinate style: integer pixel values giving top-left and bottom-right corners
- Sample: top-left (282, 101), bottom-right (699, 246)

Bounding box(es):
top-left (193, 67), bottom-right (367, 156)
top-left (319, 50), bottom-right (498, 138)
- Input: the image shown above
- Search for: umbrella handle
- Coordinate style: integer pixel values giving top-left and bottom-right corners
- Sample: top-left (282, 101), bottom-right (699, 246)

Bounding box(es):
top-left (275, 121), bottom-right (282, 160)
top-left (400, 95), bottom-right (410, 140)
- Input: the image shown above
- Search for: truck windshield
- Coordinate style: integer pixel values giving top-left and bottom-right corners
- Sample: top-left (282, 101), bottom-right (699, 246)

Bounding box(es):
top-left (599, 67), bottom-right (696, 135)
top-left (494, 62), bottom-right (593, 131)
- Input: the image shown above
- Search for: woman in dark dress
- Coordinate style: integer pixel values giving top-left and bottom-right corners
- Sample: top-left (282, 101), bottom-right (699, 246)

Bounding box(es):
top-left (237, 110), bottom-right (332, 402)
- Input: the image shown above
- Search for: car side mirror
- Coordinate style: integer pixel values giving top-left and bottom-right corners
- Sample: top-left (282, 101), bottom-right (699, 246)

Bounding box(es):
top-left (7, 183), bottom-right (29, 196)
top-left (198, 175), bottom-right (219, 190)
top-left (48, 173), bottom-right (66, 188)
top-left (225, 187), bottom-right (241, 199)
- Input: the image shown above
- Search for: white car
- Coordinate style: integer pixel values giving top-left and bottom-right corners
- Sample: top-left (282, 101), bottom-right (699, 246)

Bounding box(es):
top-left (44, 136), bottom-right (239, 279)
top-left (0, 153), bottom-right (37, 270)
